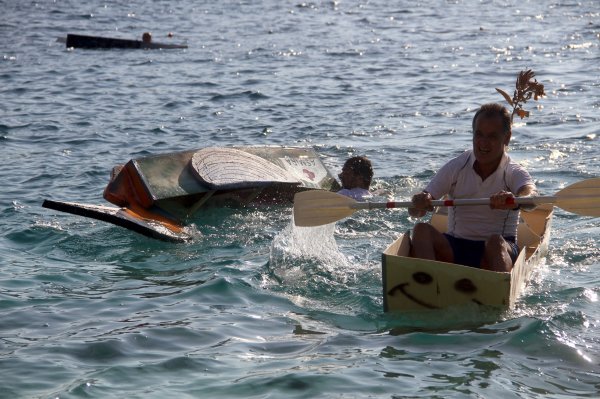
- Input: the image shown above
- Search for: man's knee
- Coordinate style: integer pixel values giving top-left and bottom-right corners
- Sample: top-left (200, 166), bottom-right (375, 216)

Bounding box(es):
top-left (483, 234), bottom-right (513, 271)
top-left (413, 222), bottom-right (434, 239)
top-left (485, 234), bottom-right (505, 250)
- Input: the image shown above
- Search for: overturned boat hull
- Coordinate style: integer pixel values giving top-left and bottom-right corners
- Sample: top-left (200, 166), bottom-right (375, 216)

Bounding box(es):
top-left (43, 146), bottom-right (340, 241)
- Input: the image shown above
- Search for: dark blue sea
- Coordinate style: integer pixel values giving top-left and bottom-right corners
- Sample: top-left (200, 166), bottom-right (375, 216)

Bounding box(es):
top-left (1, 1), bottom-right (599, 397)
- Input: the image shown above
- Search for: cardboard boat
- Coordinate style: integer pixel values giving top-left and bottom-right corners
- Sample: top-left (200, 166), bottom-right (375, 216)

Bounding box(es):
top-left (65, 34), bottom-right (188, 49)
top-left (43, 146), bottom-right (340, 242)
top-left (382, 204), bottom-right (553, 311)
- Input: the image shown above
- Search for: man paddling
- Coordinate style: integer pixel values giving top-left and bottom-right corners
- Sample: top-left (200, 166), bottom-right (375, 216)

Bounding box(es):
top-left (408, 103), bottom-right (537, 272)
top-left (337, 156), bottom-right (374, 201)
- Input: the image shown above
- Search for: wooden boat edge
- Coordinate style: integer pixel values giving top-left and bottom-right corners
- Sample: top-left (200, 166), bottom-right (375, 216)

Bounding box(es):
top-left (42, 200), bottom-right (191, 242)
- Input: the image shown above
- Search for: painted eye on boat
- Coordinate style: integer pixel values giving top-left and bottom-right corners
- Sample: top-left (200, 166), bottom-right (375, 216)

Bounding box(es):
top-left (412, 272), bottom-right (433, 285)
top-left (454, 278), bottom-right (477, 293)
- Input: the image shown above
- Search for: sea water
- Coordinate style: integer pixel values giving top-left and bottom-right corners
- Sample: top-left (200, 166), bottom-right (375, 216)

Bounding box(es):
top-left (1, 1), bottom-right (599, 397)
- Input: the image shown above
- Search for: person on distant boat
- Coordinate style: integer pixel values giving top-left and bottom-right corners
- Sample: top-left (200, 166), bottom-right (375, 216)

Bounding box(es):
top-left (408, 103), bottom-right (537, 272)
top-left (337, 156), bottom-right (374, 201)
top-left (142, 32), bottom-right (152, 45)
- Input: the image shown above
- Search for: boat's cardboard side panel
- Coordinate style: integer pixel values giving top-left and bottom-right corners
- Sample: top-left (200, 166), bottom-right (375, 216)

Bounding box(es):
top-left (383, 252), bottom-right (511, 311)
top-left (520, 204), bottom-right (553, 237)
top-left (382, 232), bottom-right (410, 312)
top-left (103, 160), bottom-right (156, 209)
top-left (42, 200), bottom-right (190, 242)
top-left (509, 206), bottom-right (553, 306)
top-left (133, 150), bottom-right (205, 200)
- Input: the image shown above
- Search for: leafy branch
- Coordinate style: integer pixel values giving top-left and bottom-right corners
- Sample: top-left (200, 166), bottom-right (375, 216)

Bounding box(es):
top-left (495, 69), bottom-right (546, 124)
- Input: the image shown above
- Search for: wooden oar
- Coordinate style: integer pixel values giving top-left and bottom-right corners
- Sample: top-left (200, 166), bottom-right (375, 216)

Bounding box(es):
top-left (293, 177), bottom-right (600, 227)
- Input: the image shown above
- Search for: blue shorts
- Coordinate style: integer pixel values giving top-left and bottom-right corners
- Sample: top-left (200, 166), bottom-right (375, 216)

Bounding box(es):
top-left (443, 234), bottom-right (519, 268)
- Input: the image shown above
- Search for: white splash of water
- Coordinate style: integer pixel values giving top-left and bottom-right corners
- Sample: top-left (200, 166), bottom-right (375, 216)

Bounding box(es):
top-left (268, 215), bottom-right (350, 285)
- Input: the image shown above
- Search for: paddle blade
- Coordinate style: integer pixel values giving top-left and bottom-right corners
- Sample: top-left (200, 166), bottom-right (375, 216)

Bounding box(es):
top-left (293, 190), bottom-right (358, 227)
top-left (555, 177), bottom-right (600, 217)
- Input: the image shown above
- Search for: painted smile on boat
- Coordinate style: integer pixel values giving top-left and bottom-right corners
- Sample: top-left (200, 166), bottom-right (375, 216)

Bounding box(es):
top-left (387, 272), bottom-right (480, 309)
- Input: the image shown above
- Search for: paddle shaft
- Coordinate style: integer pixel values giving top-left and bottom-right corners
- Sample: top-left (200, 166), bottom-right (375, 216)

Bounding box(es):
top-left (293, 177), bottom-right (600, 227)
top-left (350, 196), bottom-right (558, 210)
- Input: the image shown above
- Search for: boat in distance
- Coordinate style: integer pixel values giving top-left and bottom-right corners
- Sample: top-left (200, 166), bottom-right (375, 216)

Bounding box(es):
top-left (64, 33), bottom-right (188, 49)
top-left (382, 204), bottom-right (553, 312)
top-left (43, 146), bottom-right (340, 242)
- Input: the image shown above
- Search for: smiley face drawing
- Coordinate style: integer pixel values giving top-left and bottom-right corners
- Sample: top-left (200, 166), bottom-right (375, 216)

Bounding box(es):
top-left (386, 271), bottom-right (482, 309)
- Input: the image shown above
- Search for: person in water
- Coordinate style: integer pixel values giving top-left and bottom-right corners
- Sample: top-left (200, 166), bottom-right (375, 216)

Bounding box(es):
top-left (142, 32), bottom-right (152, 44)
top-left (408, 103), bottom-right (537, 272)
top-left (337, 156), bottom-right (374, 201)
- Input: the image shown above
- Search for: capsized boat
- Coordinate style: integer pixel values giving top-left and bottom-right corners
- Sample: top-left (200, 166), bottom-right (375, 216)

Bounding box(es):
top-left (43, 146), bottom-right (340, 242)
top-left (382, 204), bottom-right (553, 311)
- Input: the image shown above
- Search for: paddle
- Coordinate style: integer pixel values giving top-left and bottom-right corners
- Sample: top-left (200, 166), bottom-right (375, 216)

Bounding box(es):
top-left (293, 177), bottom-right (600, 227)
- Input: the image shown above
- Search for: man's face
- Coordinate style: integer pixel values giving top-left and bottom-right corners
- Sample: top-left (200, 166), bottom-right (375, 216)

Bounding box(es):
top-left (472, 115), bottom-right (510, 167)
top-left (339, 166), bottom-right (360, 189)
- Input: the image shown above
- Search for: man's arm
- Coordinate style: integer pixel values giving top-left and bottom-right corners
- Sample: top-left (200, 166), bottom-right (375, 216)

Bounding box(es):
top-left (490, 184), bottom-right (537, 211)
top-left (516, 184), bottom-right (536, 197)
top-left (515, 184), bottom-right (538, 211)
top-left (409, 191), bottom-right (434, 217)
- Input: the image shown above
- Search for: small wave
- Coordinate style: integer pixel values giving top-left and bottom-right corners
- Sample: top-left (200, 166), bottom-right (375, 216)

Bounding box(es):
top-left (0, 122), bottom-right (31, 132)
top-left (33, 219), bottom-right (66, 232)
top-left (209, 91), bottom-right (269, 102)
top-left (186, 81), bottom-right (219, 88)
